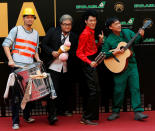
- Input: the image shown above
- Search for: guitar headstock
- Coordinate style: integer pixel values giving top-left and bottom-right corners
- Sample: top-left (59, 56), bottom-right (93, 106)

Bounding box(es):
top-left (142, 20), bottom-right (152, 30)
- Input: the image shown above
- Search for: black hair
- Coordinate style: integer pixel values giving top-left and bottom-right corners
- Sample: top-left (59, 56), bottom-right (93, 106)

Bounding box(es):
top-left (104, 17), bottom-right (119, 36)
top-left (74, 9), bottom-right (97, 35)
top-left (105, 17), bottom-right (119, 29)
top-left (84, 9), bottom-right (98, 21)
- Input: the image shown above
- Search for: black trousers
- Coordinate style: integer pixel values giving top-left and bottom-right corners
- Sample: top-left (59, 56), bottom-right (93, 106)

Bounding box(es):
top-left (45, 95), bottom-right (57, 120)
top-left (11, 77), bottom-right (33, 124)
top-left (81, 62), bottom-right (100, 120)
top-left (48, 69), bottom-right (74, 115)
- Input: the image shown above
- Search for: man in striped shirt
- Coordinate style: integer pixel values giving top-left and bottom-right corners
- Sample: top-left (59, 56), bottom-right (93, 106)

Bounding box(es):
top-left (2, 8), bottom-right (41, 130)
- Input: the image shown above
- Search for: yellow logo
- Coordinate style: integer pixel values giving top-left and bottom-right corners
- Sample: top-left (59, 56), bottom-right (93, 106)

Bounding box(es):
top-left (0, 2), bottom-right (45, 37)
top-left (114, 2), bottom-right (124, 12)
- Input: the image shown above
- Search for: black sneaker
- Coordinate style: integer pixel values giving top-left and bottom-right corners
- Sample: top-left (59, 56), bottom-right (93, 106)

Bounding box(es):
top-left (48, 116), bottom-right (58, 125)
top-left (107, 112), bottom-right (120, 121)
top-left (80, 118), bottom-right (98, 125)
top-left (134, 112), bottom-right (148, 121)
top-left (24, 117), bottom-right (35, 123)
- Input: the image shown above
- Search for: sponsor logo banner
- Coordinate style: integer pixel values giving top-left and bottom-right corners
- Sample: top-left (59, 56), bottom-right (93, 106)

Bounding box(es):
top-left (134, 3), bottom-right (155, 11)
top-left (121, 18), bottom-right (134, 28)
top-left (75, 1), bottom-right (106, 12)
top-left (143, 38), bottom-right (155, 43)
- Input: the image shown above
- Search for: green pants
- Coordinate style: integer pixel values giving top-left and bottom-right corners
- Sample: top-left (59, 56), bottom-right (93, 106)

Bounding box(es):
top-left (112, 63), bottom-right (144, 113)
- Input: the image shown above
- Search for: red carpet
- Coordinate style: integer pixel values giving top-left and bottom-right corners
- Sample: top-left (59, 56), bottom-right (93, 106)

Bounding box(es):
top-left (0, 111), bottom-right (154, 131)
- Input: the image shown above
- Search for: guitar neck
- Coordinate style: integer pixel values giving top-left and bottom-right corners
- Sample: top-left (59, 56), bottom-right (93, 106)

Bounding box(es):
top-left (124, 20), bottom-right (151, 50)
top-left (124, 32), bottom-right (140, 50)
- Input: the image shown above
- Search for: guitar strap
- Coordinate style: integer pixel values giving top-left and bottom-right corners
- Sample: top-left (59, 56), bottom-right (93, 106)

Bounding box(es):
top-left (121, 29), bottom-right (130, 43)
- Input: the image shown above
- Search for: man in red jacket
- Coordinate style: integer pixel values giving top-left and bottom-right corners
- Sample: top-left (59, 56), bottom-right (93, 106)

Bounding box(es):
top-left (76, 10), bottom-right (104, 125)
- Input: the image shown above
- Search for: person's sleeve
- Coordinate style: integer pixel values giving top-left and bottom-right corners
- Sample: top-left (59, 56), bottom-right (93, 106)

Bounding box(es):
top-left (2, 27), bottom-right (18, 47)
top-left (101, 38), bottom-right (113, 58)
top-left (76, 34), bottom-right (92, 64)
top-left (41, 27), bottom-right (55, 55)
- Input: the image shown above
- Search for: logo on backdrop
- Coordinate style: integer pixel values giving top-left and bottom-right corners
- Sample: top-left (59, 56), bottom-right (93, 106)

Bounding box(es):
top-left (121, 18), bottom-right (134, 28)
top-left (134, 3), bottom-right (155, 11)
top-left (114, 2), bottom-right (124, 12)
top-left (143, 38), bottom-right (155, 43)
top-left (0, 2), bottom-right (45, 37)
top-left (76, 1), bottom-right (106, 12)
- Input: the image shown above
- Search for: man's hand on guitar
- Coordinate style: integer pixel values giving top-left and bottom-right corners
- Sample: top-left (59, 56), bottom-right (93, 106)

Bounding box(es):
top-left (138, 29), bottom-right (144, 37)
top-left (90, 61), bottom-right (98, 68)
top-left (113, 48), bottom-right (125, 55)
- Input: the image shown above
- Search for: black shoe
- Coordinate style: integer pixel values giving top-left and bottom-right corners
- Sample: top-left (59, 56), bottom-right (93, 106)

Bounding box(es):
top-left (48, 116), bottom-right (58, 125)
top-left (24, 117), bottom-right (35, 123)
top-left (80, 118), bottom-right (98, 125)
top-left (107, 112), bottom-right (120, 121)
top-left (64, 111), bottom-right (73, 117)
top-left (134, 112), bottom-right (148, 121)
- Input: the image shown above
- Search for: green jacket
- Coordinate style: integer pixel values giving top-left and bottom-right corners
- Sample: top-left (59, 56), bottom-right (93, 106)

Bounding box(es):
top-left (102, 29), bottom-right (142, 63)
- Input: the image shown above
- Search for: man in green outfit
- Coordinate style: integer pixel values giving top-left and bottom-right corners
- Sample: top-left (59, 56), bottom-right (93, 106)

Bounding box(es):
top-left (102, 17), bottom-right (148, 121)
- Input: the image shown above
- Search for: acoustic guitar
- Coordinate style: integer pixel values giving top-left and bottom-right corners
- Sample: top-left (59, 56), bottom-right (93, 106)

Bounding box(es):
top-left (104, 20), bottom-right (152, 73)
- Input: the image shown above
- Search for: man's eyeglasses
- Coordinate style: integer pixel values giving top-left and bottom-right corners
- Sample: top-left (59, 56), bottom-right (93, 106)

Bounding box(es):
top-left (61, 23), bottom-right (72, 27)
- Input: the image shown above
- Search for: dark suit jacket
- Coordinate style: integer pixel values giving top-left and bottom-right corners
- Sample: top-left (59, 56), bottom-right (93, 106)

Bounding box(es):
top-left (41, 27), bottom-right (78, 74)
